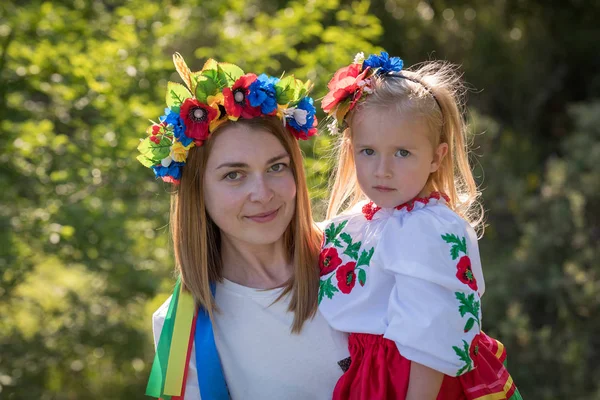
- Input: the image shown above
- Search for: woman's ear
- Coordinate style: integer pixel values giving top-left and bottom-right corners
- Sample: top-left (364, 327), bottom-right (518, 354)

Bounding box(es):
top-left (430, 142), bottom-right (448, 173)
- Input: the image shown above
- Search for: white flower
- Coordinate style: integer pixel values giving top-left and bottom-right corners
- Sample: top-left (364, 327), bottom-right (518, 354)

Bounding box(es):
top-left (327, 119), bottom-right (340, 135)
top-left (282, 107), bottom-right (308, 127)
top-left (353, 52), bottom-right (365, 64)
top-left (161, 155), bottom-right (173, 167)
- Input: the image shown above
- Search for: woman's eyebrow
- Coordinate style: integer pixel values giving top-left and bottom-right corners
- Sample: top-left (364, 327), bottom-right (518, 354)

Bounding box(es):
top-left (215, 153), bottom-right (290, 170)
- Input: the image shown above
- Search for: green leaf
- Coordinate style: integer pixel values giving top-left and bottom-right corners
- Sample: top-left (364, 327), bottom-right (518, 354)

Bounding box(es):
top-left (324, 220), bottom-right (348, 247)
top-left (165, 82), bottom-right (192, 108)
top-left (136, 154), bottom-right (156, 168)
top-left (358, 269), bottom-right (366, 286)
top-left (202, 68), bottom-right (228, 90)
top-left (340, 232), bottom-right (352, 245)
top-left (450, 245), bottom-right (460, 260)
top-left (356, 247), bottom-right (374, 268)
top-left (464, 318), bottom-right (475, 333)
top-left (319, 277), bottom-right (339, 304)
top-left (194, 75), bottom-right (219, 103)
top-left (217, 63), bottom-right (244, 86)
top-left (461, 237), bottom-right (468, 254)
top-left (275, 75), bottom-right (300, 104)
top-left (343, 241), bottom-right (361, 260)
top-left (137, 137), bottom-right (171, 164)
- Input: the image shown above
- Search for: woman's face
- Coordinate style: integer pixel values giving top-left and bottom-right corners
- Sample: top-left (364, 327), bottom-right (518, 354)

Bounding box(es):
top-left (203, 124), bottom-right (297, 247)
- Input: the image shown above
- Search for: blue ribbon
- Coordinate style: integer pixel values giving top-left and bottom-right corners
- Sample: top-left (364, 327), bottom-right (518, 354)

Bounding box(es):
top-left (195, 282), bottom-right (229, 399)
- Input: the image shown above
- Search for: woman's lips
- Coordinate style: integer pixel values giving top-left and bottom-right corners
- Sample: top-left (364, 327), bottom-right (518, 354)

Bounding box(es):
top-left (246, 208), bottom-right (280, 223)
top-left (373, 185), bottom-right (396, 193)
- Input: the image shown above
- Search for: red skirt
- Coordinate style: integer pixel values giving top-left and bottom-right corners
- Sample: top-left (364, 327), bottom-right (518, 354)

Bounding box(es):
top-left (332, 333), bottom-right (522, 400)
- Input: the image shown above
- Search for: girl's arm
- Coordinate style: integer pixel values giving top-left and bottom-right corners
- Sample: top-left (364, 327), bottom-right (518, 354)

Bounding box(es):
top-left (406, 362), bottom-right (444, 400)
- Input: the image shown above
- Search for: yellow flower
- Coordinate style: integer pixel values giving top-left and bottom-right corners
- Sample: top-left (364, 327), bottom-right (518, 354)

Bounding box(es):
top-left (170, 140), bottom-right (193, 162)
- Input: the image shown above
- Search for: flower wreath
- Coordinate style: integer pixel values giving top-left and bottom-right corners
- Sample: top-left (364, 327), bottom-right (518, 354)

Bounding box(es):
top-left (322, 51), bottom-right (439, 135)
top-left (136, 53), bottom-right (318, 184)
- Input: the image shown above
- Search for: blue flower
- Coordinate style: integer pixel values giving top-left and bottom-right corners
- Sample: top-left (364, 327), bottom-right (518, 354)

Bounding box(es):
top-left (287, 97), bottom-right (316, 133)
top-left (362, 52), bottom-right (404, 75)
top-left (152, 161), bottom-right (185, 180)
top-left (163, 108), bottom-right (192, 147)
top-left (247, 74), bottom-right (279, 114)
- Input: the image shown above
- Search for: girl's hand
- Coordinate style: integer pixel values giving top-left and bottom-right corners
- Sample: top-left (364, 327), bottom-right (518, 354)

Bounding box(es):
top-left (406, 362), bottom-right (444, 400)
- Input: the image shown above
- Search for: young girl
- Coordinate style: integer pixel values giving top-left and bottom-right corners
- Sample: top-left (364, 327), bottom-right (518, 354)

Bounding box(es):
top-left (318, 52), bottom-right (523, 400)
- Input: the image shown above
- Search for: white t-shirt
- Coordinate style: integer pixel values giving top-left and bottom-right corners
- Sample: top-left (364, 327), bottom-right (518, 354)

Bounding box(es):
top-left (153, 278), bottom-right (349, 400)
top-left (318, 194), bottom-right (485, 377)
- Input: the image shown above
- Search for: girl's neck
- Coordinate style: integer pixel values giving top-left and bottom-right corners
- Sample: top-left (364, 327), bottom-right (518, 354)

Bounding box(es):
top-left (220, 235), bottom-right (292, 290)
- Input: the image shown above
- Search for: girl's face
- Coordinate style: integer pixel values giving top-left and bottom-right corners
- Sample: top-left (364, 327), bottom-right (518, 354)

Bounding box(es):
top-left (351, 108), bottom-right (448, 208)
top-left (203, 125), bottom-right (297, 247)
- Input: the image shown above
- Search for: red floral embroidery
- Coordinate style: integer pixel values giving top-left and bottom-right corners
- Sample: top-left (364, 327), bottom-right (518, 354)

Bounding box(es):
top-left (361, 192), bottom-right (450, 220)
top-left (336, 262), bottom-right (357, 294)
top-left (395, 191), bottom-right (450, 212)
top-left (469, 333), bottom-right (481, 368)
top-left (362, 202), bottom-right (381, 221)
top-left (456, 255), bottom-right (478, 291)
top-left (319, 247), bottom-right (343, 276)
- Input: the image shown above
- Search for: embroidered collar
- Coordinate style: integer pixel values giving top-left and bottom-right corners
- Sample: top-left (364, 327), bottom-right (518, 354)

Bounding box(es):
top-left (362, 191), bottom-right (450, 221)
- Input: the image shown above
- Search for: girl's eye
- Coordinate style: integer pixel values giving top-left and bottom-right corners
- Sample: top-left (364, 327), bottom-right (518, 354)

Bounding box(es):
top-left (268, 163), bottom-right (288, 173)
top-left (361, 148), bottom-right (375, 156)
top-left (395, 149), bottom-right (410, 158)
top-left (224, 171), bottom-right (242, 181)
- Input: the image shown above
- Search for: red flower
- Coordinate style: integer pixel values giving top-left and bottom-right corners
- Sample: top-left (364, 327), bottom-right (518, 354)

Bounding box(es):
top-left (322, 64), bottom-right (370, 113)
top-left (223, 73), bottom-right (262, 120)
top-left (336, 262), bottom-right (357, 294)
top-left (319, 247), bottom-right (343, 276)
top-left (180, 98), bottom-right (218, 145)
top-left (456, 256), bottom-right (478, 291)
top-left (469, 333), bottom-right (481, 368)
top-left (287, 118), bottom-right (318, 140)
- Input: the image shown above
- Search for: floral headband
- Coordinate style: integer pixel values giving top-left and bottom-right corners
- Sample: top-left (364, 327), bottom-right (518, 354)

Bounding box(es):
top-left (136, 53), bottom-right (318, 184)
top-left (321, 51), bottom-right (441, 134)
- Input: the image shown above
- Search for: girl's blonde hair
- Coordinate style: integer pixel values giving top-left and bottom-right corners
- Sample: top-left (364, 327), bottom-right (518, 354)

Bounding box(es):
top-left (171, 116), bottom-right (322, 333)
top-left (327, 61), bottom-right (482, 229)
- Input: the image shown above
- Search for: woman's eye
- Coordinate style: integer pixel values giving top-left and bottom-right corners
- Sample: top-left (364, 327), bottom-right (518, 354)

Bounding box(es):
top-left (361, 148), bottom-right (375, 156)
top-left (395, 149), bottom-right (410, 158)
top-left (224, 171), bottom-right (241, 181)
top-left (269, 163), bottom-right (287, 173)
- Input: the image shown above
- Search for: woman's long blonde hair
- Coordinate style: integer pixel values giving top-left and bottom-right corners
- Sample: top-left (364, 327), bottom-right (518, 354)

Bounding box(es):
top-left (326, 61), bottom-right (482, 229)
top-left (171, 116), bottom-right (322, 333)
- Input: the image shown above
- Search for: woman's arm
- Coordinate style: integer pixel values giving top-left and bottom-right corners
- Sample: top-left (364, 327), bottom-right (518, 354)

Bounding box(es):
top-left (406, 362), bottom-right (444, 400)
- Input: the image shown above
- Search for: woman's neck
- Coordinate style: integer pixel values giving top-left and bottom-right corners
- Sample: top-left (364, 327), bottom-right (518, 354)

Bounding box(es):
top-left (220, 235), bottom-right (292, 290)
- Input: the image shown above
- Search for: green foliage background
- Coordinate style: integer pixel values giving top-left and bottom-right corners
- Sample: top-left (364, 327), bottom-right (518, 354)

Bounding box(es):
top-left (1, 0), bottom-right (598, 399)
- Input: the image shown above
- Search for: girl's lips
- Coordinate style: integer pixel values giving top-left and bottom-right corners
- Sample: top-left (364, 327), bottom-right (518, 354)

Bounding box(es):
top-left (373, 186), bottom-right (396, 192)
top-left (246, 208), bottom-right (279, 223)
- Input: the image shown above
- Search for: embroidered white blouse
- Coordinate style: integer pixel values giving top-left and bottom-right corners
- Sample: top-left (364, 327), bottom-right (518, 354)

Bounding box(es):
top-left (317, 193), bottom-right (485, 377)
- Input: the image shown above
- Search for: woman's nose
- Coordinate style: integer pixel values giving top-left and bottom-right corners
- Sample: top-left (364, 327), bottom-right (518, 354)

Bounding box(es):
top-left (249, 176), bottom-right (274, 203)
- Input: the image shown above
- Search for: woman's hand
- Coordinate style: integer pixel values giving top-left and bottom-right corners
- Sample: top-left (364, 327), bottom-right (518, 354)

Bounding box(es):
top-left (406, 361), bottom-right (444, 400)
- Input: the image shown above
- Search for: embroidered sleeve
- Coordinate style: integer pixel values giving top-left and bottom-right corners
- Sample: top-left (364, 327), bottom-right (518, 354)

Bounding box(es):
top-left (378, 208), bottom-right (485, 376)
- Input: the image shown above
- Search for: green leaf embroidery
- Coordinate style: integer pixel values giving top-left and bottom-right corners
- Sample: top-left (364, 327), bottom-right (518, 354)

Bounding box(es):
top-left (441, 233), bottom-right (468, 259)
top-left (358, 269), bottom-right (366, 286)
top-left (324, 220), bottom-right (348, 247)
top-left (464, 318), bottom-right (475, 333)
top-left (319, 276), bottom-right (339, 304)
top-left (356, 247), bottom-right (374, 268)
top-left (452, 340), bottom-right (473, 376)
top-left (343, 241), bottom-right (361, 260)
top-left (340, 232), bottom-right (352, 245)
top-left (455, 292), bottom-right (481, 328)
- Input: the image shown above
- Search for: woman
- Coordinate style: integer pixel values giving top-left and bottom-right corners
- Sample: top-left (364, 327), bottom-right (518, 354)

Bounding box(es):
top-left (139, 54), bottom-right (348, 399)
